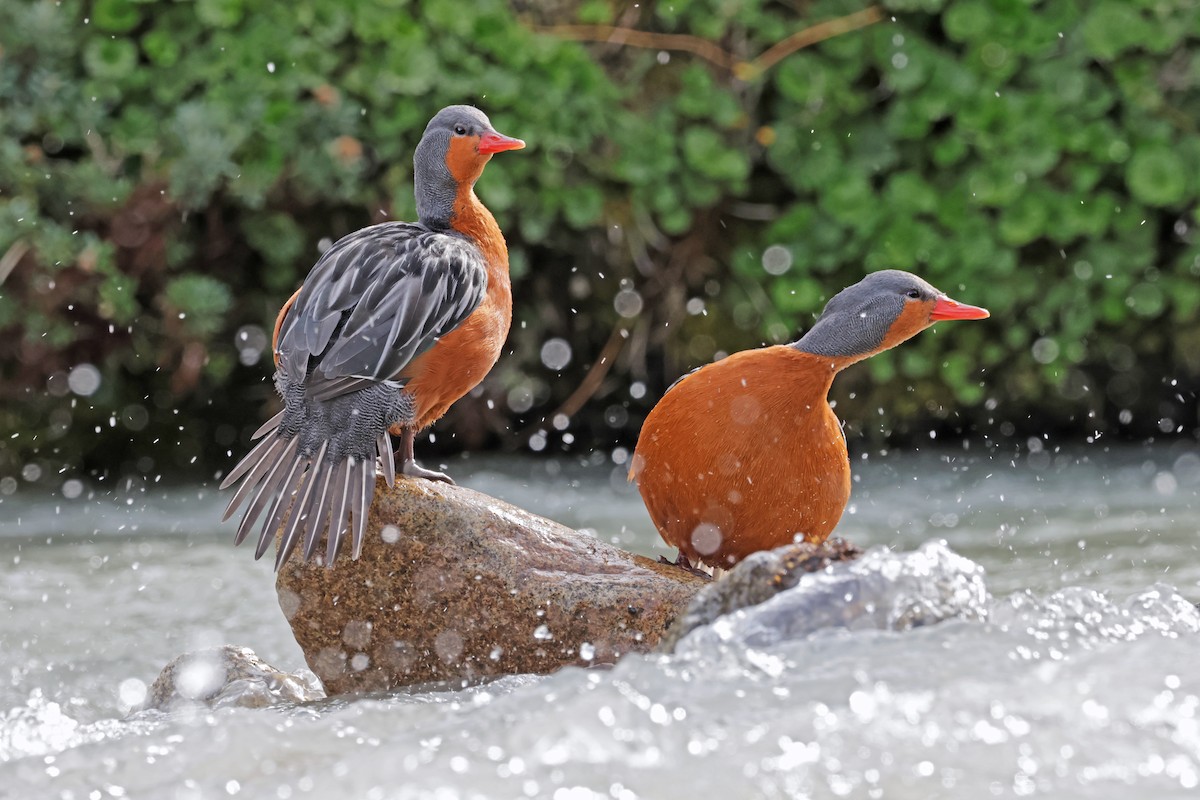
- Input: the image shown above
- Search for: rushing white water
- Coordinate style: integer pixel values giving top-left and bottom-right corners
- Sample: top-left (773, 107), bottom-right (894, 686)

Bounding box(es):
top-left (2, 444), bottom-right (1199, 799)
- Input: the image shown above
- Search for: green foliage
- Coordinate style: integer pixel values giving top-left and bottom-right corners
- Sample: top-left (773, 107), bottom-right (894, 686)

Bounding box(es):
top-left (1, 0), bottom-right (1198, 481)
top-left (164, 275), bottom-right (234, 337)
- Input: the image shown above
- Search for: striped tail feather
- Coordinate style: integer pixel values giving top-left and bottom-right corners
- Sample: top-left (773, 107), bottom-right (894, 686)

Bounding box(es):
top-left (251, 409), bottom-right (286, 440)
top-left (253, 449), bottom-right (311, 560)
top-left (233, 436), bottom-right (300, 546)
top-left (223, 425), bottom-right (396, 569)
top-left (274, 440), bottom-right (329, 569)
top-left (310, 458), bottom-right (349, 561)
top-left (322, 457), bottom-right (354, 564)
top-left (352, 454), bottom-right (379, 560)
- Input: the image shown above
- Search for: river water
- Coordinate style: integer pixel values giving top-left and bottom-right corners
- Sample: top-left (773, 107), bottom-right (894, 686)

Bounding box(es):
top-left (2, 443), bottom-right (1199, 799)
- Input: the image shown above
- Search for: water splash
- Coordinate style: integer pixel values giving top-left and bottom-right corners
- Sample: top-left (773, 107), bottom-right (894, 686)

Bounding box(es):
top-left (675, 540), bottom-right (989, 654)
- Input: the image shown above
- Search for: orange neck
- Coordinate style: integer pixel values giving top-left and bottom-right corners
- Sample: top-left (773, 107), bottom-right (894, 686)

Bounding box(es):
top-left (782, 347), bottom-right (840, 400)
top-left (783, 346), bottom-right (853, 382)
top-left (452, 185), bottom-right (511, 301)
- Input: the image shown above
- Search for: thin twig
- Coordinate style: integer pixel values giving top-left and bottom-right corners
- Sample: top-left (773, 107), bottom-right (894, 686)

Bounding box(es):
top-left (530, 24), bottom-right (736, 70)
top-left (0, 239), bottom-right (30, 286)
top-left (531, 5), bottom-right (884, 77)
top-left (556, 322), bottom-right (629, 419)
top-left (749, 6), bottom-right (883, 75)
top-left (521, 322), bottom-right (630, 440)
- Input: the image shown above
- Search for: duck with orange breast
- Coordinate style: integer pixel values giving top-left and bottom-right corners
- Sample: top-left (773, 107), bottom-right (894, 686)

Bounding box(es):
top-left (221, 106), bottom-right (524, 569)
top-left (630, 269), bottom-right (989, 571)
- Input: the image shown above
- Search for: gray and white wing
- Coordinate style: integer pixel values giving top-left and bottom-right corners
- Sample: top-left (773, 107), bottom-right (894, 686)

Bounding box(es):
top-left (275, 222), bottom-right (489, 393)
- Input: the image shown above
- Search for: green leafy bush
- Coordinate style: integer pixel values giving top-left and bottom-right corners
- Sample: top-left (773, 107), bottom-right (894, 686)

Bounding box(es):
top-left (1, 0), bottom-right (1198, 483)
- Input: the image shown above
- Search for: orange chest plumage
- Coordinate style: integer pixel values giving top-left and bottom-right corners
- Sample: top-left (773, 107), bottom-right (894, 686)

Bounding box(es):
top-left (400, 186), bottom-right (512, 430)
top-left (632, 346), bottom-right (851, 567)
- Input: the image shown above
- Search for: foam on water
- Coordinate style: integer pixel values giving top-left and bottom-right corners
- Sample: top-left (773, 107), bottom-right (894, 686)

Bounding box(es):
top-left (1, 447), bottom-right (1199, 798)
top-left (5, 555), bottom-right (1200, 798)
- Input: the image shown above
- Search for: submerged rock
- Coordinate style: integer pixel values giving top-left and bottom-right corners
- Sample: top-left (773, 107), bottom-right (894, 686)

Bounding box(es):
top-left (663, 537), bottom-right (864, 649)
top-left (276, 479), bottom-right (708, 695)
top-left (143, 645), bottom-right (324, 711)
top-left (664, 539), bottom-right (990, 654)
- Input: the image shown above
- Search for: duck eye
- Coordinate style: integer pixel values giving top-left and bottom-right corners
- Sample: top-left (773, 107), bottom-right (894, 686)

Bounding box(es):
top-left (453, 124), bottom-right (468, 136)
top-left (905, 289), bottom-right (921, 299)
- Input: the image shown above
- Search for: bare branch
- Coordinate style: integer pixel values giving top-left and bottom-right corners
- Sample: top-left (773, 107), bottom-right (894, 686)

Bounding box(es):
top-left (531, 6), bottom-right (884, 77)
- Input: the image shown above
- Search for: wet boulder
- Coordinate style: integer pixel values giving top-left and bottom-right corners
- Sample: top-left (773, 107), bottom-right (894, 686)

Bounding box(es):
top-left (663, 539), bottom-right (990, 653)
top-left (142, 645), bottom-right (324, 711)
top-left (276, 479), bottom-right (708, 695)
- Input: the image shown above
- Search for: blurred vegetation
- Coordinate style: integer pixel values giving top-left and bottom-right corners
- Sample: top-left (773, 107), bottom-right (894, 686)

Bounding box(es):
top-left (1, 0), bottom-right (1198, 485)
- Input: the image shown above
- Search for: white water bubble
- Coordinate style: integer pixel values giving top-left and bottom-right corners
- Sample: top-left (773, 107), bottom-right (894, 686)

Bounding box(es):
top-left (236, 325), bottom-right (268, 367)
top-left (67, 364), bottom-right (101, 396)
top-left (62, 479), bottom-right (83, 499)
top-left (507, 384), bottom-right (535, 414)
top-left (506, 383), bottom-right (535, 417)
top-left (21, 463), bottom-right (42, 482)
top-left (1173, 452), bottom-right (1200, 485)
top-left (613, 289), bottom-right (644, 318)
top-left (540, 338), bottom-right (572, 371)
top-left (579, 642), bottom-right (595, 661)
top-left (1153, 472), bottom-right (1177, 496)
top-left (690, 523), bottom-right (722, 556)
top-left (176, 654), bottom-right (227, 700)
top-left (604, 405), bottom-right (628, 428)
top-left (118, 677), bottom-right (147, 708)
top-left (381, 524), bottom-right (401, 544)
top-left (762, 245), bottom-right (793, 276)
top-left (1031, 337), bottom-right (1059, 364)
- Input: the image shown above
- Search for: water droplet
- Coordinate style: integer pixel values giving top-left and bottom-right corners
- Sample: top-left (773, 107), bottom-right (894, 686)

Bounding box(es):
top-left (540, 338), bottom-right (572, 371)
top-left (613, 289), bottom-right (644, 318)
top-left (1031, 337), bottom-right (1059, 364)
top-left (67, 364), bottom-right (101, 396)
top-left (761, 244), bottom-right (793, 276)
top-left (118, 677), bottom-right (147, 708)
top-left (690, 523), bottom-right (722, 556)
